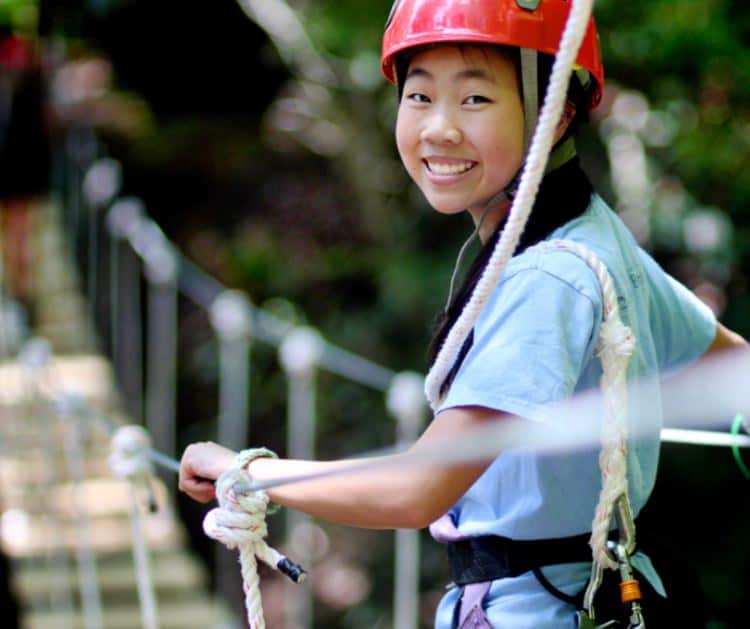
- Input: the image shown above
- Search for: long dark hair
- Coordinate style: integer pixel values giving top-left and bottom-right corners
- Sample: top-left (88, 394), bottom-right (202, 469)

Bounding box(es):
top-left (427, 157), bottom-right (594, 395)
top-left (393, 42), bottom-right (596, 392)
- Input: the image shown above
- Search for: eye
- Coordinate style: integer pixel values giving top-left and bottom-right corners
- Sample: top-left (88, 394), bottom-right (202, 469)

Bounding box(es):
top-left (464, 94), bottom-right (491, 105)
top-left (406, 92), bottom-right (430, 104)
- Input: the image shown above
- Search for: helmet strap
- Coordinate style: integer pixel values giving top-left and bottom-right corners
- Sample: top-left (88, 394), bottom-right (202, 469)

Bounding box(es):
top-left (441, 48), bottom-right (576, 315)
top-left (442, 136), bottom-right (577, 314)
top-left (443, 200), bottom-right (496, 313)
top-left (520, 47), bottom-right (539, 150)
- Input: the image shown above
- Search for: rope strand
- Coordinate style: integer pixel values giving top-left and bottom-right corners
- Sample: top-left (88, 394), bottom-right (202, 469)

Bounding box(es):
top-left (534, 240), bottom-right (637, 612)
top-left (203, 467), bottom-right (306, 629)
top-left (424, 0), bottom-right (596, 408)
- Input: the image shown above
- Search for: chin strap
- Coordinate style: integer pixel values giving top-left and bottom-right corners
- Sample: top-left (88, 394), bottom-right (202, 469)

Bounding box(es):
top-left (443, 136), bottom-right (578, 313)
top-left (520, 48), bottom-right (539, 148)
top-left (442, 45), bottom-right (573, 314)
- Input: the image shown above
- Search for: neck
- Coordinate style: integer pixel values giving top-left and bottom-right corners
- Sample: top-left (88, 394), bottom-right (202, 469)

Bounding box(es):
top-left (469, 198), bottom-right (512, 244)
top-left (470, 137), bottom-right (579, 244)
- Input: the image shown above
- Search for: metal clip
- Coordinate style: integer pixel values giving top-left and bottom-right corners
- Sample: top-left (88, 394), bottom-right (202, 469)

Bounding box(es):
top-left (608, 540), bottom-right (645, 629)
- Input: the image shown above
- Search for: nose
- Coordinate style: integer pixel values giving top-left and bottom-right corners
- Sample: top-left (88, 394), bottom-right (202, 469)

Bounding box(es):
top-left (419, 109), bottom-right (462, 145)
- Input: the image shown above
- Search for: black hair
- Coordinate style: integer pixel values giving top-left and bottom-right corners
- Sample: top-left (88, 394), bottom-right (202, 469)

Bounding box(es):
top-left (392, 42), bottom-right (596, 393)
top-left (427, 157), bottom-right (593, 396)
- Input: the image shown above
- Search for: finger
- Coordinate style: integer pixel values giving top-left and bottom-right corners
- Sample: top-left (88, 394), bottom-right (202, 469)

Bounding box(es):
top-left (179, 477), bottom-right (216, 502)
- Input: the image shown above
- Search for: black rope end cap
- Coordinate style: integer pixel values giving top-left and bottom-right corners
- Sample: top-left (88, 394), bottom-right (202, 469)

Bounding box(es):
top-left (277, 557), bottom-right (307, 584)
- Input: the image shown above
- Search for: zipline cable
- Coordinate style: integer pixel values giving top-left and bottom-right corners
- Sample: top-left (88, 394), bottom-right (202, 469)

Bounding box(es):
top-left (35, 342), bottom-right (750, 500)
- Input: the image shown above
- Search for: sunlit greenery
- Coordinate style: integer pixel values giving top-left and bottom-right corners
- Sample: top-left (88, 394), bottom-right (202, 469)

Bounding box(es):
top-left (38, 1), bottom-right (750, 626)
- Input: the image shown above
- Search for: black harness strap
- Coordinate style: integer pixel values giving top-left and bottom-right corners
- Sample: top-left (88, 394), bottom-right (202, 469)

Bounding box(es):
top-left (532, 566), bottom-right (583, 606)
top-left (446, 532), bottom-right (594, 585)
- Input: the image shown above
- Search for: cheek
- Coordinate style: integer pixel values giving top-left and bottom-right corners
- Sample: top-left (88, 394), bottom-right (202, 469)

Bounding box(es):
top-left (395, 113), bottom-right (408, 156)
top-left (395, 111), bottom-right (418, 170)
top-left (485, 119), bottom-right (524, 166)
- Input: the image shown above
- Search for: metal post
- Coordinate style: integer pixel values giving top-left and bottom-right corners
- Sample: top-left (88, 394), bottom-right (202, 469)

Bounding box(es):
top-left (65, 125), bottom-right (98, 258)
top-left (108, 224), bottom-right (120, 361)
top-left (279, 327), bottom-right (324, 629)
top-left (386, 372), bottom-right (427, 629)
top-left (18, 340), bottom-right (77, 625)
top-left (57, 396), bottom-right (105, 629)
top-left (139, 220), bottom-right (179, 484)
top-left (210, 290), bottom-right (252, 450)
top-left (106, 198), bottom-right (146, 422)
top-left (209, 290), bottom-right (252, 622)
top-left (82, 158), bottom-right (122, 333)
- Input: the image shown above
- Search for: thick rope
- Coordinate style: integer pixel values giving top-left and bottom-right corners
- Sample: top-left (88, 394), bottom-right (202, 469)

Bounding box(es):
top-left (109, 424), bottom-right (156, 484)
top-left (203, 467), bottom-right (305, 629)
top-left (536, 241), bottom-right (636, 564)
top-left (534, 241), bottom-right (637, 614)
top-left (109, 425), bottom-right (159, 629)
top-left (424, 0), bottom-right (595, 409)
top-left (62, 415), bottom-right (105, 629)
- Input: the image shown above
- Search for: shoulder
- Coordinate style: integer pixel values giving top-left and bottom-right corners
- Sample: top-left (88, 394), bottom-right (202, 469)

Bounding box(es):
top-left (501, 243), bottom-right (604, 312)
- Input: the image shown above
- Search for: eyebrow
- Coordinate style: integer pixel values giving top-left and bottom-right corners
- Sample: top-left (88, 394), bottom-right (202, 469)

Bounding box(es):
top-left (405, 66), bottom-right (494, 82)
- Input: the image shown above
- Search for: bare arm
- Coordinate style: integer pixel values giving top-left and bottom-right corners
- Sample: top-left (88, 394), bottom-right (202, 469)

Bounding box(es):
top-left (704, 322), bottom-right (748, 354)
top-left (179, 405), bottom-right (503, 530)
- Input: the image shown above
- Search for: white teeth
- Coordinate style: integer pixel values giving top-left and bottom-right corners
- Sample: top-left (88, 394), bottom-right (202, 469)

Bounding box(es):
top-left (426, 161), bottom-right (474, 175)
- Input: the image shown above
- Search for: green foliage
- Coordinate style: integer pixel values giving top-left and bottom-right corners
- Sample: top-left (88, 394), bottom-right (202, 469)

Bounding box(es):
top-left (57, 0), bottom-right (750, 625)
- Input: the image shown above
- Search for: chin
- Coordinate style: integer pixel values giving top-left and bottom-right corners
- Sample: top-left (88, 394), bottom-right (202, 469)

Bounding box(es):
top-left (425, 198), bottom-right (468, 216)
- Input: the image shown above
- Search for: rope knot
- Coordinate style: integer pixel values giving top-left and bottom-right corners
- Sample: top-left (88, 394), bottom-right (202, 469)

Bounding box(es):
top-left (109, 425), bottom-right (154, 482)
top-left (597, 317), bottom-right (636, 361)
top-left (203, 468), bottom-right (271, 550)
top-left (203, 467), bottom-right (306, 629)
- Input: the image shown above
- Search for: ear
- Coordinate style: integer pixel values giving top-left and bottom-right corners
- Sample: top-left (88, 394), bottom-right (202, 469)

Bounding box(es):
top-left (553, 100), bottom-right (577, 144)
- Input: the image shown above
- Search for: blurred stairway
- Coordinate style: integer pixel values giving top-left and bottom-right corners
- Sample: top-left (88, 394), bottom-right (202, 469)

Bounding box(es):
top-left (0, 200), bottom-right (234, 629)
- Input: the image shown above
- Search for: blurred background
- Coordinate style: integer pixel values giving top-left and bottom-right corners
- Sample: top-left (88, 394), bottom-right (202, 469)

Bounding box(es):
top-left (1, 0), bottom-right (749, 627)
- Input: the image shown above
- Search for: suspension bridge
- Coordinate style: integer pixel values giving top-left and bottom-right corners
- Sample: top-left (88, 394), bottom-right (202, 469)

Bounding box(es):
top-left (1, 1), bottom-right (749, 628)
top-left (0, 196), bottom-right (235, 627)
top-left (0, 133), bottom-right (431, 627)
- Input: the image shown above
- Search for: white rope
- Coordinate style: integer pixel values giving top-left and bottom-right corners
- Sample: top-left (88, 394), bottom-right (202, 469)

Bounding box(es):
top-left (110, 424), bottom-right (156, 484)
top-left (532, 240), bottom-right (638, 615)
top-left (108, 425), bottom-right (159, 629)
top-left (535, 241), bottom-right (636, 571)
top-left (203, 467), bottom-right (297, 629)
top-left (19, 344), bottom-right (78, 623)
top-left (424, 0), bottom-right (596, 408)
top-left (60, 406), bottom-right (105, 629)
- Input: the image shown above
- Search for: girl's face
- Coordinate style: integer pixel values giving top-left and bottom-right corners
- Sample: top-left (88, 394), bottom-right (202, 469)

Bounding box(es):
top-left (396, 45), bottom-right (525, 230)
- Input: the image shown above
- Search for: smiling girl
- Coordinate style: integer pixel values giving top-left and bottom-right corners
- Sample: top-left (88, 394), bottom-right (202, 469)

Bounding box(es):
top-left (179, 1), bottom-right (746, 627)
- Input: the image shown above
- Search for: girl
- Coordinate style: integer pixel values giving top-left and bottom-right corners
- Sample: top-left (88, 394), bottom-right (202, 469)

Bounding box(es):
top-left (180, 1), bottom-right (747, 626)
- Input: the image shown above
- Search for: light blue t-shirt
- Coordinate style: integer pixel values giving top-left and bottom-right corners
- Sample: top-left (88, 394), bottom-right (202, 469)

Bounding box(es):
top-left (434, 194), bottom-right (716, 627)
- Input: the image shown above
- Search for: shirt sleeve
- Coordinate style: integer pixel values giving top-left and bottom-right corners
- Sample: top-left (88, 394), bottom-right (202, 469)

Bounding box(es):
top-left (638, 250), bottom-right (717, 371)
top-left (437, 256), bottom-right (602, 423)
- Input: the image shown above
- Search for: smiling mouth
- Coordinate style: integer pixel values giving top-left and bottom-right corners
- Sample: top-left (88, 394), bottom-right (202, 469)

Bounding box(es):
top-left (424, 160), bottom-right (477, 176)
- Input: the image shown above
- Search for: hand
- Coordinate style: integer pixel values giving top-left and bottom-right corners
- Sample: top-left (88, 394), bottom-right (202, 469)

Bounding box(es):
top-left (179, 441), bottom-right (237, 503)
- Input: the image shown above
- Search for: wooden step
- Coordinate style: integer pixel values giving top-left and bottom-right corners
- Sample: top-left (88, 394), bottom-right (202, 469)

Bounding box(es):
top-left (15, 548), bottom-right (212, 602)
top-left (22, 595), bottom-right (235, 629)
top-left (2, 199), bottom-right (235, 629)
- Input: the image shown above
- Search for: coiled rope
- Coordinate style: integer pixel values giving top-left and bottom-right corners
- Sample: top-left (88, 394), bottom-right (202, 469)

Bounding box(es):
top-left (534, 240), bottom-right (637, 612)
top-left (203, 466), bottom-right (306, 629)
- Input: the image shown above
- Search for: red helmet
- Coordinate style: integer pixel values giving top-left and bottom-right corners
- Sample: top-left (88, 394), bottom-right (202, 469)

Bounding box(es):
top-left (382, 0), bottom-right (604, 109)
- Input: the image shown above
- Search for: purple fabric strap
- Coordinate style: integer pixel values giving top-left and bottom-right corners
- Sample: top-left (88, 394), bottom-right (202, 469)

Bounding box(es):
top-left (430, 514), bottom-right (493, 629)
top-left (458, 582), bottom-right (493, 629)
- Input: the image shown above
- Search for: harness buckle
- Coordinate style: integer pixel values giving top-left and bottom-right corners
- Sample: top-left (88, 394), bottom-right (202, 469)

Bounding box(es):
top-left (608, 540), bottom-right (646, 629)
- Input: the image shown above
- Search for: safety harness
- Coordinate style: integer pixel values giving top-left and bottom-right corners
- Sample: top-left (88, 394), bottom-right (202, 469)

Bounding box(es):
top-left (436, 240), bottom-right (645, 629)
